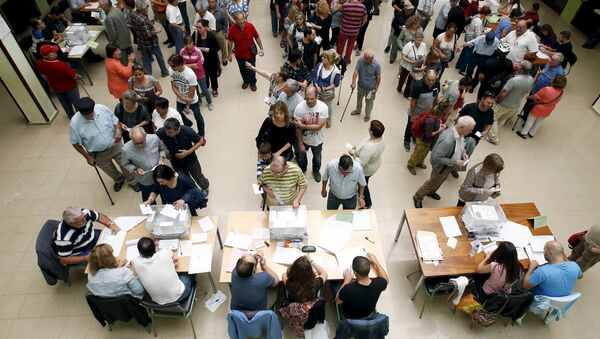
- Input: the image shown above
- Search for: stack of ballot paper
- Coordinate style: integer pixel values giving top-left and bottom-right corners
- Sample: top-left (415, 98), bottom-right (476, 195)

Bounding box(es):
top-left (416, 231), bottom-right (443, 261)
top-left (336, 247), bottom-right (367, 275)
top-left (224, 232), bottom-right (253, 250)
top-left (525, 235), bottom-right (555, 265)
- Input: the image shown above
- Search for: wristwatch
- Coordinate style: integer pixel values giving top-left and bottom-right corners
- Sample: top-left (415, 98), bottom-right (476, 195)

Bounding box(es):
top-left (107, 222), bottom-right (116, 228)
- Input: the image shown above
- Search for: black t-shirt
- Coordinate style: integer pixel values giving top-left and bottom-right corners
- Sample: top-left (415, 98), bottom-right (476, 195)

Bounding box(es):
top-left (255, 117), bottom-right (296, 158)
top-left (156, 126), bottom-right (200, 166)
top-left (339, 277), bottom-right (388, 319)
top-left (459, 102), bottom-right (494, 140)
top-left (114, 103), bottom-right (152, 143)
top-left (302, 40), bottom-right (320, 71)
top-left (480, 58), bottom-right (513, 86)
top-left (556, 42), bottom-right (574, 68)
top-left (447, 5), bottom-right (467, 36)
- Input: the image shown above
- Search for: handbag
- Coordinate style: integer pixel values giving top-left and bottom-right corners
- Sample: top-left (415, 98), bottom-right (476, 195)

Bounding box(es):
top-left (315, 64), bottom-right (336, 101)
top-left (239, 27), bottom-right (258, 56)
top-left (409, 45), bottom-right (424, 80)
top-left (457, 293), bottom-right (481, 315)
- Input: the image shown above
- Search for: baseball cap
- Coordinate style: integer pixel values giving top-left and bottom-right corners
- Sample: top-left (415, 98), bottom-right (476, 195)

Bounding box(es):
top-left (76, 97), bottom-right (96, 115)
top-left (40, 44), bottom-right (59, 57)
top-left (485, 31), bottom-right (496, 44)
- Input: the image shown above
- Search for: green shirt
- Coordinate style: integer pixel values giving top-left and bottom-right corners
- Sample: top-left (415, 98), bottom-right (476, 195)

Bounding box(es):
top-left (258, 162), bottom-right (307, 206)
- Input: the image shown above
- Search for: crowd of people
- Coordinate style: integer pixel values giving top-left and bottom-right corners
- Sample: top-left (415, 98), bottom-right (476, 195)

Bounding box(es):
top-left (29, 0), bottom-right (595, 335)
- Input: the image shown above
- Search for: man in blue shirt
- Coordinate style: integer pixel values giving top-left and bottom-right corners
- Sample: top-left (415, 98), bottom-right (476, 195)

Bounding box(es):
top-left (530, 53), bottom-right (565, 94)
top-left (495, 9), bottom-right (521, 39)
top-left (230, 251), bottom-right (279, 311)
top-left (522, 241), bottom-right (582, 297)
top-left (70, 97), bottom-right (135, 192)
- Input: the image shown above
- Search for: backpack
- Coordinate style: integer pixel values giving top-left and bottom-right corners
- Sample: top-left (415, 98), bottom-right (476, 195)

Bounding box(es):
top-left (411, 112), bottom-right (435, 139)
top-left (487, 71), bottom-right (510, 94)
top-left (568, 230), bottom-right (588, 249)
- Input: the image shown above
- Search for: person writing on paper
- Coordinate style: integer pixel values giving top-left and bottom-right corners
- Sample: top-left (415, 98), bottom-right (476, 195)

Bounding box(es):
top-left (144, 165), bottom-right (207, 216)
top-left (231, 250), bottom-right (280, 311)
top-left (54, 207), bottom-right (120, 265)
top-left (258, 155), bottom-right (308, 208)
top-left (522, 241), bottom-right (582, 297)
top-left (569, 224), bottom-right (600, 273)
top-left (458, 153), bottom-right (504, 206)
top-left (475, 241), bottom-right (523, 299)
top-left (132, 237), bottom-right (195, 304)
top-left (87, 244), bottom-right (144, 299)
top-left (335, 254), bottom-right (388, 319)
top-left (322, 154), bottom-right (367, 210)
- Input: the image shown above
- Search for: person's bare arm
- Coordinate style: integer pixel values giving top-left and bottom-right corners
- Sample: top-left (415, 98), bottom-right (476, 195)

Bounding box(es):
top-left (258, 256), bottom-right (280, 286)
top-left (368, 253), bottom-right (389, 283)
top-left (495, 89), bottom-right (508, 103)
top-left (521, 260), bottom-right (538, 290)
top-left (72, 144), bottom-right (96, 166)
top-left (336, 268), bottom-right (354, 304)
top-left (292, 186), bottom-right (307, 208)
top-left (476, 252), bottom-right (492, 273)
top-left (350, 69), bottom-right (358, 89)
top-left (296, 117), bottom-right (326, 131)
top-left (59, 254), bottom-right (88, 265)
top-left (409, 99), bottom-right (417, 120)
top-left (309, 256), bottom-right (328, 281)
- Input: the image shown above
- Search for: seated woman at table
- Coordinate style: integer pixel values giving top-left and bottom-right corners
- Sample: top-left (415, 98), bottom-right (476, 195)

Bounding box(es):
top-left (457, 153), bottom-right (504, 207)
top-left (144, 165), bottom-right (207, 216)
top-left (538, 24), bottom-right (558, 50)
top-left (475, 241), bottom-right (523, 299)
top-left (86, 244), bottom-right (145, 299)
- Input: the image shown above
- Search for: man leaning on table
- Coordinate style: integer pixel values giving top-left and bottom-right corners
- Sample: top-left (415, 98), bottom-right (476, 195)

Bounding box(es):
top-left (54, 207), bottom-right (120, 265)
top-left (258, 155), bottom-right (308, 208)
top-left (322, 154), bottom-right (367, 210)
top-left (230, 250), bottom-right (280, 311)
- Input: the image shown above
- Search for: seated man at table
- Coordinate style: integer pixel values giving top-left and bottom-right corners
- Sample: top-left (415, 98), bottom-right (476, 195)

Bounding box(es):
top-left (335, 254), bottom-right (389, 319)
top-left (132, 237), bottom-right (196, 305)
top-left (522, 241), bottom-right (582, 297)
top-left (54, 207), bottom-right (121, 265)
top-left (258, 155), bottom-right (308, 208)
top-left (230, 250), bottom-right (280, 311)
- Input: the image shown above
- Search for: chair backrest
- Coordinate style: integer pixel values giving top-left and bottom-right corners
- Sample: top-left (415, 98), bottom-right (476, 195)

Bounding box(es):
top-left (85, 293), bottom-right (151, 328)
top-left (335, 313), bottom-right (389, 339)
top-left (139, 282), bottom-right (197, 316)
top-left (530, 292), bottom-right (582, 322)
top-left (227, 310), bottom-right (282, 339)
top-left (545, 292), bottom-right (582, 308)
top-left (35, 220), bottom-right (68, 285)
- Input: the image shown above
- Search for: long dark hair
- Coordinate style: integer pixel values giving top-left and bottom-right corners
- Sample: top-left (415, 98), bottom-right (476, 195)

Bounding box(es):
top-left (488, 241), bottom-right (523, 285)
top-left (286, 256), bottom-right (318, 302)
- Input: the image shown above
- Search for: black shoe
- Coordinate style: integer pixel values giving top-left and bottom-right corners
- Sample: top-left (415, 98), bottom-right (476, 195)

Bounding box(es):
top-left (404, 141), bottom-right (410, 152)
top-left (427, 193), bottom-right (441, 200)
top-left (222, 60), bottom-right (228, 66)
top-left (313, 171), bottom-right (321, 182)
top-left (167, 43), bottom-right (175, 48)
top-left (528, 133), bottom-right (534, 138)
top-left (130, 183), bottom-right (141, 192)
top-left (451, 169), bottom-right (459, 178)
top-left (114, 181), bottom-right (124, 192)
top-left (384, 46), bottom-right (390, 53)
top-left (516, 131), bottom-right (527, 139)
top-left (163, 40), bottom-right (172, 45)
top-left (413, 196), bottom-right (423, 208)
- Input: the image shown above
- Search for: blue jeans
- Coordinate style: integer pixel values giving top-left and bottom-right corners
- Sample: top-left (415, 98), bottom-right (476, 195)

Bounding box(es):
top-left (327, 193), bottom-right (357, 210)
top-left (176, 101), bottom-right (205, 136)
top-left (56, 87), bottom-right (80, 119)
top-left (169, 25), bottom-right (184, 54)
top-left (455, 45), bottom-right (473, 72)
top-left (297, 142), bottom-right (322, 174)
top-left (178, 2), bottom-right (190, 33)
top-left (270, 9), bottom-right (278, 35)
top-left (176, 273), bottom-right (196, 303)
top-left (235, 56), bottom-right (257, 85)
top-left (141, 46), bottom-right (169, 76)
top-left (197, 77), bottom-right (212, 105)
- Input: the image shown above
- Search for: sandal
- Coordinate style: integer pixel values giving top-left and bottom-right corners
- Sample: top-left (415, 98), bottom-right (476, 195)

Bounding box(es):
top-left (212, 90), bottom-right (218, 97)
top-left (280, 40), bottom-right (285, 48)
top-left (326, 120), bottom-right (332, 128)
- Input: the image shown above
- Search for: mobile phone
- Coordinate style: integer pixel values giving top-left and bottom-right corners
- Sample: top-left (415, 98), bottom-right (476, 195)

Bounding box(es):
top-left (302, 245), bottom-right (316, 253)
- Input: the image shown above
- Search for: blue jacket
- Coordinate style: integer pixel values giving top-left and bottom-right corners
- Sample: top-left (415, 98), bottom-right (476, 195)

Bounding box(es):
top-left (36, 220), bottom-right (68, 285)
top-left (227, 310), bottom-right (282, 339)
top-left (335, 313), bottom-right (389, 339)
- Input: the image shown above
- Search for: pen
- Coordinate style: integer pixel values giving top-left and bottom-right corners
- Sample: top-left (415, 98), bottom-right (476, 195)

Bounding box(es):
top-left (264, 240), bottom-right (270, 247)
top-left (365, 236), bottom-right (375, 244)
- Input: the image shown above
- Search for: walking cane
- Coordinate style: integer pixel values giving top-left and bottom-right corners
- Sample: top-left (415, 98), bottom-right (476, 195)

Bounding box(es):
top-left (339, 87), bottom-right (355, 123)
top-left (337, 77), bottom-right (344, 105)
top-left (94, 166), bottom-right (115, 205)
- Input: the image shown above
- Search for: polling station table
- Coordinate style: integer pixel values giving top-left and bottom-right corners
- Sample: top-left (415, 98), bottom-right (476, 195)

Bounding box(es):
top-left (63, 25), bottom-right (104, 86)
top-left (219, 209), bottom-right (388, 283)
top-left (394, 202), bottom-right (554, 299)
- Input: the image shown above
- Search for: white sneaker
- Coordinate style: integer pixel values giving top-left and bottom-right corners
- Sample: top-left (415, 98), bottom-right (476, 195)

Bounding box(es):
top-left (208, 103), bottom-right (214, 111)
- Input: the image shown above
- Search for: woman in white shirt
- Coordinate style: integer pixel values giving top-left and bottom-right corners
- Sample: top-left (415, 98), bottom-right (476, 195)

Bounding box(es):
top-left (87, 244), bottom-right (145, 299)
top-left (397, 32), bottom-right (427, 98)
top-left (432, 23), bottom-right (458, 79)
top-left (349, 120), bottom-right (385, 208)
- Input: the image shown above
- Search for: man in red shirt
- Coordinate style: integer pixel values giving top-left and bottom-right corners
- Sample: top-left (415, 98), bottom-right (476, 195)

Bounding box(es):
top-left (227, 12), bottom-right (264, 92)
top-left (36, 45), bottom-right (79, 119)
top-left (336, 0), bottom-right (367, 65)
top-left (519, 3), bottom-right (540, 26)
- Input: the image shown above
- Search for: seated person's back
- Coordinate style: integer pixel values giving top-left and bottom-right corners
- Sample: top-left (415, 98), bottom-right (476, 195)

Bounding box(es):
top-left (86, 244), bottom-right (144, 299)
top-left (231, 251), bottom-right (279, 311)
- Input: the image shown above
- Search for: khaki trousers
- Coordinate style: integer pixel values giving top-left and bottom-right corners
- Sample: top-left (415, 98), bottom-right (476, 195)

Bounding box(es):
top-left (215, 30), bottom-right (228, 61)
top-left (568, 241), bottom-right (600, 273)
top-left (487, 104), bottom-right (519, 143)
top-left (93, 143), bottom-right (133, 184)
top-left (414, 166), bottom-right (453, 201)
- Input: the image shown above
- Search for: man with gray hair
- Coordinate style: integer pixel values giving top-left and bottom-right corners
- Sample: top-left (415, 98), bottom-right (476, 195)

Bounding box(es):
top-left (257, 155), bottom-right (307, 208)
top-left (100, 0), bottom-right (132, 66)
top-left (404, 69), bottom-right (440, 152)
top-left (413, 115), bottom-right (475, 208)
top-left (121, 127), bottom-right (167, 203)
top-left (351, 49), bottom-right (381, 122)
top-left (277, 79), bottom-right (303, 116)
top-left (486, 60), bottom-right (534, 144)
top-left (130, 0), bottom-right (169, 77)
top-left (530, 53), bottom-right (565, 94)
top-left (54, 207), bottom-right (120, 265)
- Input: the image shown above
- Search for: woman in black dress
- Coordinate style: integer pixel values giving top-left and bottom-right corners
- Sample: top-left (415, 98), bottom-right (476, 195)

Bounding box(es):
top-left (193, 19), bottom-right (221, 97)
top-left (309, 0), bottom-right (332, 51)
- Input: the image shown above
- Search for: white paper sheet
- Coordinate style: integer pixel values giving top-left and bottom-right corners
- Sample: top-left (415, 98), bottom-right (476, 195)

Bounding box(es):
top-left (345, 142), bottom-right (353, 151)
top-left (335, 247), bottom-right (367, 275)
top-left (252, 184), bottom-right (263, 195)
top-left (252, 228), bottom-right (270, 240)
top-left (205, 290), bottom-right (227, 313)
top-left (68, 45), bottom-right (86, 56)
top-left (139, 204), bottom-right (153, 215)
top-left (529, 235), bottom-right (555, 252)
top-left (226, 247), bottom-right (247, 272)
top-left (198, 217), bottom-right (215, 232)
top-left (179, 240), bottom-right (192, 256)
top-left (126, 244), bottom-right (139, 261)
top-left (352, 210), bottom-right (371, 231)
top-left (317, 219), bottom-right (353, 254)
top-left (446, 237), bottom-right (458, 249)
top-left (224, 232), bottom-right (253, 250)
top-left (517, 247), bottom-right (528, 260)
top-left (482, 242), bottom-right (498, 254)
top-left (125, 238), bottom-right (140, 246)
top-left (525, 245), bottom-right (547, 265)
top-left (160, 204), bottom-right (180, 219)
top-left (188, 243), bottom-right (212, 274)
top-left (471, 205), bottom-right (499, 220)
top-left (191, 233), bottom-right (208, 243)
top-left (158, 239), bottom-right (179, 251)
top-left (113, 216), bottom-right (146, 232)
top-left (500, 221), bottom-right (533, 248)
top-left (439, 216), bottom-right (462, 238)
top-left (272, 247), bottom-right (303, 265)
top-left (97, 229), bottom-right (127, 256)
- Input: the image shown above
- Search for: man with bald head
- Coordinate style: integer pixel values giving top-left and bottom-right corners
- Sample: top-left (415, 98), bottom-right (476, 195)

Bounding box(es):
top-left (501, 20), bottom-right (539, 62)
top-left (522, 240), bottom-right (582, 297)
top-left (230, 250), bottom-right (279, 311)
top-left (121, 127), bottom-right (167, 202)
top-left (257, 155), bottom-right (308, 208)
top-left (404, 69), bottom-right (440, 152)
top-left (351, 49), bottom-right (381, 122)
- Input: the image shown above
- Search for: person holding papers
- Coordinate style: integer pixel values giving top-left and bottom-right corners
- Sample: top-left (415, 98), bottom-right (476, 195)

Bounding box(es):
top-left (132, 237), bottom-right (195, 305)
top-left (458, 153), bottom-right (504, 206)
top-left (322, 154), bottom-right (367, 210)
top-left (231, 250), bottom-right (280, 311)
top-left (54, 207), bottom-right (121, 265)
top-left (87, 244), bottom-right (144, 299)
top-left (257, 155), bottom-right (308, 208)
top-left (569, 225), bottom-right (600, 273)
top-left (475, 241), bottom-right (523, 299)
top-left (143, 165), bottom-right (207, 216)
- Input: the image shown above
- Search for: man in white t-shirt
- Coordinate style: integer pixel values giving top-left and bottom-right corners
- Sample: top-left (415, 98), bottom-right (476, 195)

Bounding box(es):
top-left (166, 0), bottom-right (185, 52)
top-left (168, 54), bottom-right (205, 137)
top-left (132, 237), bottom-right (195, 305)
top-left (294, 85), bottom-right (329, 182)
top-left (152, 97), bottom-right (184, 130)
top-left (501, 20), bottom-right (539, 62)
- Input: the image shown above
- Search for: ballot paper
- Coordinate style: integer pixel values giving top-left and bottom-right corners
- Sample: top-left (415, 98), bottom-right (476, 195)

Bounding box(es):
top-left (68, 45), bottom-right (86, 57)
top-left (98, 229), bottom-right (127, 257)
top-left (517, 247), bottom-right (528, 260)
top-left (336, 247), bottom-right (367, 275)
top-left (318, 219), bottom-right (353, 254)
top-left (89, 30), bottom-right (100, 38)
top-left (224, 232), bottom-right (253, 250)
top-left (160, 221), bottom-right (174, 227)
top-left (252, 184), bottom-right (263, 195)
top-left (188, 243), bottom-right (212, 274)
top-left (352, 210), bottom-right (371, 231)
top-left (482, 242), bottom-right (498, 254)
top-left (205, 290), bottom-right (227, 313)
top-left (416, 231), bottom-right (443, 261)
top-left (226, 247), bottom-right (247, 272)
top-left (446, 237), bottom-right (458, 249)
top-left (86, 40), bottom-right (99, 49)
top-left (160, 204), bottom-right (180, 219)
top-left (191, 233), bottom-right (208, 243)
top-left (475, 131), bottom-right (482, 138)
top-left (141, 165), bottom-right (159, 175)
top-left (345, 142), bottom-right (353, 151)
top-left (471, 204), bottom-right (499, 220)
top-left (252, 228), bottom-right (270, 240)
top-left (336, 212), bottom-right (354, 223)
top-left (85, 2), bottom-right (99, 9)
top-left (525, 245), bottom-right (547, 265)
top-left (114, 216), bottom-right (146, 232)
top-left (272, 247), bottom-right (303, 265)
top-left (439, 216), bottom-right (462, 238)
top-left (500, 221), bottom-right (533, 248)
top-left (529, 236), bottom-right (555, 252)
top-left (126, 239), bottom-right (140, 261)
top-left (179, 240), bottom-right (192, 256)
top-left (159, 239), bottom-right (179, 251)
top-left (198, 217), bottom-right (215, 232)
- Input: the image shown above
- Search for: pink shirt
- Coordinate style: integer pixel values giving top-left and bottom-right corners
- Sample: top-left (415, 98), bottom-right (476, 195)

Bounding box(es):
top-left (180, 46), bottom-right (206, 79)
top-left (531, 86), bottom-right (563, 118)
top-left (483, 262), bottom-right (512, 295)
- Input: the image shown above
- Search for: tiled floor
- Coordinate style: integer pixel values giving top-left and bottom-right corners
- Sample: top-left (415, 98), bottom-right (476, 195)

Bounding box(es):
top-left (1, 1), bottom-right (599, 338)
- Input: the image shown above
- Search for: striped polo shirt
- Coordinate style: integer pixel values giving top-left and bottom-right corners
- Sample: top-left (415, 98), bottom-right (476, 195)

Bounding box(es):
top-left (340, 2), bottom-right (367, 36)
top-left (257, 162), bottom-right (308, 206)
top-left (54, 209), bottom-right (99, 257)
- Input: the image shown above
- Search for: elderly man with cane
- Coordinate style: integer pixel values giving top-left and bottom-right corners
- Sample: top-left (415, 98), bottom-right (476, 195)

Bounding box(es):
top-left (350, 49), bottom-right (381, 122)
top-left (70, 97), bottom-right (136, 200)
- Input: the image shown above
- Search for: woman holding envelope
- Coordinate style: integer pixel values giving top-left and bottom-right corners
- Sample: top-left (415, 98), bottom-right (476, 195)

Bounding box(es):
top-left (457, 153), bottom-right (504, 207)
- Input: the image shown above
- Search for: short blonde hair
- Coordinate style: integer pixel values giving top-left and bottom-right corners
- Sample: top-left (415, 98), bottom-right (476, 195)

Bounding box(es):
top-left (287, 5), bottom-right (299, 20)
top-left (88, 244), bottom-right (118, 275)
top-left (321, 49), bottom-right (340, 64)
top-left (316, 0), bottom-right (330, 16)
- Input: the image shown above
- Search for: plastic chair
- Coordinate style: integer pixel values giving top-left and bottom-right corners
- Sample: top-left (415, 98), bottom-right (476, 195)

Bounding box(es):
top-left (530, 292), bottom-right (581, 324)
top-left (140, 282), bottom-right (199, 338)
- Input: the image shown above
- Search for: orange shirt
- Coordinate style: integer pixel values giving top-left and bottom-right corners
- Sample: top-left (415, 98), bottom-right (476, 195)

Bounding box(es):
top-left (105, 58), bottom-right (132, 99)
top-left (531, 86), bottom-right (563, 118)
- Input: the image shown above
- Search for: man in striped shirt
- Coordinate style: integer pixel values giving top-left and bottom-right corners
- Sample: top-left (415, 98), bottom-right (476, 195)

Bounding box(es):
top-left (54, 207), bottom-right (121, 265)
top-left (257, 156), bottom-right (308, 208)
top-left (336, 0), bottom-right (368, 65)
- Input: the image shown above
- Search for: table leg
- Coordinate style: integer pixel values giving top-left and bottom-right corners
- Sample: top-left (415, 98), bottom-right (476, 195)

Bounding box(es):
top-left (79, 61), bottom-right (93, 86)
top-left (217, 228), bottom-right (223, 249)
top-left (394, 210), bottom-right (407, 242)
top-left (410, 274), bottom-right (425, 301)
top-left (207, 272), bottom-right (217, 294)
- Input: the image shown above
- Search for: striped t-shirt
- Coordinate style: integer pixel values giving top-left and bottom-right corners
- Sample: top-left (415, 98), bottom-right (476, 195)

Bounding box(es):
top-left (340, 2), bottom-right (367, 36)
top-left (54, 209), bottom-right (99, 257)
top-left (257, 162), bottom-right (308, 206)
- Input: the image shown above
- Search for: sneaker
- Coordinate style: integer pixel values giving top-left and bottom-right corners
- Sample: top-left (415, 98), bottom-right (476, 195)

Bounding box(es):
top-left (350, 110), bottom-right (360, 115)
top-left (403, 141), bottom-right (410, 152)
top-left (384, 46), bottom-right (391, 53)
top-left (364, 116), bottom-right (370, 122)
top-left (416, 163), bottom-right (427, 169)
top-left (427, 193), bottom-right (441, 200)
top-left (313, 171), bottom-right (321, 182)
top-left (516, 131), bottom-right (527, 139)
top-left (413, 196), bottom-right (423, 208)
top-left (208, 103), bottom-right (214, 111)
top-left (114, 181), bottom-right (124, 192)
top-left (167, 43), bottom-right (175, 48)
top-left (407, 165), bottom-right (417, 175)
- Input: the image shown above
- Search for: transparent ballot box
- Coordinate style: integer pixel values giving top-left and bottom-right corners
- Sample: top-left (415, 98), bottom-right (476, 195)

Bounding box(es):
top-left (145, 204), bottom-right (192, 239)
top-left (461, 201), bottom-right (507, 241)
top-left (268, 205), bottom-right (308, 241)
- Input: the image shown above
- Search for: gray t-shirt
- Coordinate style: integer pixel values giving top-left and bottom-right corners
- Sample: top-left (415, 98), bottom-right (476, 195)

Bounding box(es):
top-left (498, 74), bottom-right (535, 108)
top-left (356, 58), bottom-right (381, 90)
top-left (230, 270), bottom-right (275, 311)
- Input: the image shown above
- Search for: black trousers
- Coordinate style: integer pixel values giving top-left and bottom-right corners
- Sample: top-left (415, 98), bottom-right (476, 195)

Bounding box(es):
top-left (356, 20), bottom-right (371, 51)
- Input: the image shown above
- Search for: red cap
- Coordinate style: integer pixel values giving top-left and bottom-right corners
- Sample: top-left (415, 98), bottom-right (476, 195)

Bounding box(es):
top-left (40, 44), bottom-right (59, 57)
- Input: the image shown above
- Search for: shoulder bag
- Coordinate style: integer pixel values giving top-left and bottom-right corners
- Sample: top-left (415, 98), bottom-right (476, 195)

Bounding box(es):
top-left (239, 26), bottom-right (258, 56)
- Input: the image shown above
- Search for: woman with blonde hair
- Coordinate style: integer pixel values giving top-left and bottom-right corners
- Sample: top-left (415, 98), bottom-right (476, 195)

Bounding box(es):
top-left (393, 15), bottom-right (423, 66)
top-left (312, 49), bottom-right (341, 128)
top-left (309, 0), bottom-right (333, 50)
top-left (407, 98), bottom-right (450, 175)
top-left (86, 244), bottom-right (144, 299)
